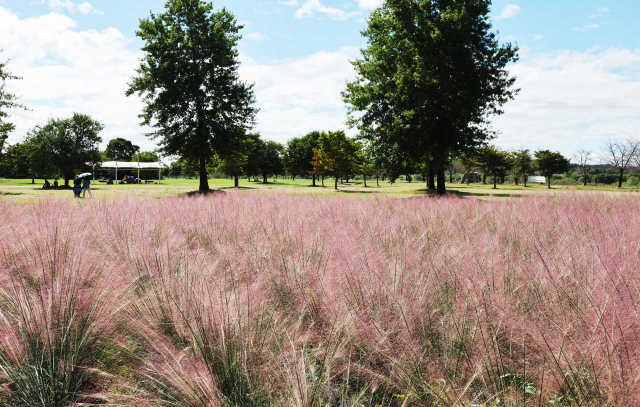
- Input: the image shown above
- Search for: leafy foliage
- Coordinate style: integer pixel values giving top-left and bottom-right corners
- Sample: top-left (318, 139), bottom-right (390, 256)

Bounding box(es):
top-left (25, 113), bottom-right (103, 186)
top-left (343, 0), bottom-right (519, 193)
top-left (473, 145), bottom-right (513, 189)
top-left (283, 131), bottom-right (321, 181)
top-left (126, 0), bottom-right (257, 192)
top-left (534, 149), bottom-right (571, 188)
top-left (105, 137), bottom-right (140, 161)
top-left (318, 131), bottom-right (362, 189)
top-left (512, 149), bottom-right (534, 186)
top-left (0, 51), bottom-right (29, 158)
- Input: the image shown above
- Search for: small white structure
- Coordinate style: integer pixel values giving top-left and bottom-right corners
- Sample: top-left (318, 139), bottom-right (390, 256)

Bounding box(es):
top-left (97, 161), bottom-right (164, 185)
top-left (528, 176), bottom-right (546, 184)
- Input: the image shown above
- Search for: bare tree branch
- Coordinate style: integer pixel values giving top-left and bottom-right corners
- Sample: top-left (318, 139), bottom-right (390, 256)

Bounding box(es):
top-left (601, 138), bottom-right (639, 188)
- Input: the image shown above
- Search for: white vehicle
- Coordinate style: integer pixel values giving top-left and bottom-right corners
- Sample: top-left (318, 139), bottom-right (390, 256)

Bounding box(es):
top-left (527, 176), bottom-right (546, 184)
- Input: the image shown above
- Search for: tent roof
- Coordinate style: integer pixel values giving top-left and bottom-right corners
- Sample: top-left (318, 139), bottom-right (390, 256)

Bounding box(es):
top-left (99, 161), bottom-right (164, 169)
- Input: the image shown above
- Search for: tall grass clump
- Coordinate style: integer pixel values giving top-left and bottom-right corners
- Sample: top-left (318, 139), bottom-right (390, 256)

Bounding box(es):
top-left (0, 199), bottom-right (130, 406)
top-left (2, 191), bottom-right (640, 405)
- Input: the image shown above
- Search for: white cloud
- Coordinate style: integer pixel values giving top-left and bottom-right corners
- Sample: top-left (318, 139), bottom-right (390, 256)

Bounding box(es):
top-left (532, 34), bottom-right (544, 42)
top-left (38, 0), bottom-right (103, 15)
top-left (355, 0), bottom-right (383, 9)
top-left (0, 6), bottom-right (152, 150)
top-left (278, 0), bottom-right (298, 5)
top-left (239, 47), bottom-right (359, 142)
top-left (496, 4), bottom-right (520, 20)
top-left (598, 7), bottom-right (610, 12)
top-left (492, 48), bottom-right (640, 155)
top-left (295, 0), bottom-right (361, 20)
top-left (244, 32), bottom-right (270, 41)
top-left (573, 24), bottom-right (599, 31)
top-left (589, 14), bottom-right (602, 18)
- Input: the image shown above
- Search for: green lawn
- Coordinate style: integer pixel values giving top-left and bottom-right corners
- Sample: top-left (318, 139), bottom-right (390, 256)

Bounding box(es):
top-left (1, 176), bottom-right (639, 200)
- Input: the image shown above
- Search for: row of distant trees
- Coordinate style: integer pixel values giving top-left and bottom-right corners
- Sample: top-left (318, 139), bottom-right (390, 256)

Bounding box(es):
top-left (2, 114), bottom-right (640, 191)
top-left (0, 113), bottom-right (163, 186)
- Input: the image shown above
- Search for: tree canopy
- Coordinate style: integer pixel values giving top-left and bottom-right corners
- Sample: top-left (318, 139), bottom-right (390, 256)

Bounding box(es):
top-left (257, 140), bottom-right (284, 184)
top-left (283, 131), bottom-right (320, 182)
top-left (512, 149), bottom-right (533, 187)
top-left (0, 51), bottom-right (28, 157)
top-left (105, 138), bottom-right (140, 161)
top-left (534, 149), bottom-right (570, 189)
top-left (318, 131), bottom-right (362, 190)
top-left (26, 113), bottom-right (103, 187)
top-left (474, 145), bottom-right (513, 189)
top-left (126, 0), bottom-right (257, 192)
top-left (342, 0), bottom-right (518, 194)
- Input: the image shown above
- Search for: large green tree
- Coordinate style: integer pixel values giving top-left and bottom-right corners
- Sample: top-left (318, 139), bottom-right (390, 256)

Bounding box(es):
top-left (105, 138), bottom-right (140, 161)
top-left (534, 150), bottom-right (570, 189)
top-left (318, 131), bottom-right (362, 190)
top-left (1, 51), bottom-right (29, 158)
top-left (257, 140), bottom-right (284, 184)
top-left (474, 145), bottom-right (512, 189)
top-left (126, 0), bottom-right (257, 192)
top-left (26, 113), bottom-right (103, 187)
top-left (512, 149), bottom-right (534, 187)
top-left (342, 0), bottom-right (518, 195)
top-left (283, 131), bottom-right (321, 183)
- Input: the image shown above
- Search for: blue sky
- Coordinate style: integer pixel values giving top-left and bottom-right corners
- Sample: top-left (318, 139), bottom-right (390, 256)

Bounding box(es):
top-left (2, 0), bottom-right (640, 159)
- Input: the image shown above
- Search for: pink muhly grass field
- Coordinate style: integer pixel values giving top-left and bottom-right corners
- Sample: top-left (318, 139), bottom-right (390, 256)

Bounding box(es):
top-left (0, 192), bottom-right (639, 406)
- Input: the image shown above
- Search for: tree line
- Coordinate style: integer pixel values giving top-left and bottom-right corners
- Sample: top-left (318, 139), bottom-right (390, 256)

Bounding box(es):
top-left (0, 0), bottom-right (633, 193)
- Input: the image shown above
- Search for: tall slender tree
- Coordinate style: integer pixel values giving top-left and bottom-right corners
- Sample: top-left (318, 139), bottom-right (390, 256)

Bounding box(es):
top-left (126, 1), bottom-right (257, 192)
top-left (0, 51), bottom-right (29, 160)
top-left (342, 0), bottom-right (518, 195)
top-left (573, 149), bottom-right (592, 187)
top-left (513, 149), bottom-right (534, 187)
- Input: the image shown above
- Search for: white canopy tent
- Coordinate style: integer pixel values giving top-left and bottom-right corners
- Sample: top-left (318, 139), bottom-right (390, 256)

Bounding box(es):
top-left (96, 161), bottom-right (164, 184)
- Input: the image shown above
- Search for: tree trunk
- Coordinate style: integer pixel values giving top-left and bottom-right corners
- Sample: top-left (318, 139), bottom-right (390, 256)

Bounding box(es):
top-left (263, 174), bottom-right (267, 184)
top-left (312, 174), bottom-right (316, 187)
top-left (493, 174), bottom-right (497, 189)
top-left (321, 175), bottom-right (324, 187)
top-left (234, 168), bottom-right (239, 188)
top-left (335, 176), bottom-right (338, 190)
top-left (292, 174), bottom-right (295, 181)
top-left (524, 177), bottom-right (528, 187)
top-left (198, 153), bottom-right (209, 192)
top-left (427, 167), bottom-right (435, 190)
top-left (548, 177), bottom-right (551, 189)
top-left (449, 170), bottom-right (453, 183)
top-left (436, 168), bottom-right (446, 195)
top-left (363, 174), bottom-right (367, 187)
top-left (482, 174), bottom-right (486, 184)
top-left (515, 176), bottom-right (519, 185)
top-left (64, 174), bottom-right (70, 188)
top-left (346, 175), bottom-right (349, 183)
top-left (376, 175), bottom-right (379, 186)
top-left (618, 169), bottom-right (624, 188)
top-left (32, 175), bottom-right (35, 184)
top-left (583, 176), bottom-right (587, 187)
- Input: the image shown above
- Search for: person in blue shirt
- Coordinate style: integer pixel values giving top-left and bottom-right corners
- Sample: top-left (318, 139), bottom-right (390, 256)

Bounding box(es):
top-left (82, 177), bottom-right (92, 198)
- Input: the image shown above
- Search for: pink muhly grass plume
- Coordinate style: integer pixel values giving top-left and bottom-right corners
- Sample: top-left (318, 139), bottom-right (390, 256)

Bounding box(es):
top-left (0, 192), bottom-right (640, 405)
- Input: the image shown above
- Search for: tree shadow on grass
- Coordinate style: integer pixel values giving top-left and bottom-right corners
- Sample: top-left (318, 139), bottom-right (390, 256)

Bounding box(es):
top-left (219, 186), bottom-right (259, 190)
top-left (414, 188), bottom-right (522, 198)
top-left (185, 189), bottom-right (227, 197)
top-left (338, 189), bottom-right (375, 194)
top-left (0, 191), bottom-right (23, 196)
